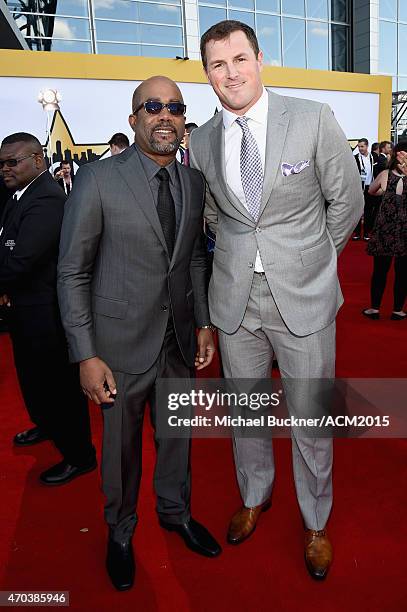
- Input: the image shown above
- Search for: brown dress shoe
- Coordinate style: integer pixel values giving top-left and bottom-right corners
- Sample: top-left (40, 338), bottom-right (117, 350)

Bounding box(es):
top-left (304, 529), bottom-right (333, 580)
top-left (227, 501), bottom-right (271, 545)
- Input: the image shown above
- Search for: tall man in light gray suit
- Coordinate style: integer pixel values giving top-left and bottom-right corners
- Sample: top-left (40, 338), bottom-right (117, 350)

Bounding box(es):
top-left (58, 76), bottom-right (221, 592)
top-left (190, 21), bottom-right (364, 579)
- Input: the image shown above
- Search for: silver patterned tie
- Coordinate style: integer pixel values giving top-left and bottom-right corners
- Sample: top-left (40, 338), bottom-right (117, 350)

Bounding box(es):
top-left (236, 116), bottom-right (263, 221)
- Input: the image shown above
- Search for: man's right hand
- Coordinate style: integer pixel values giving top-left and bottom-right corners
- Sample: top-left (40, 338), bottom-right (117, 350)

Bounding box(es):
top-left (80, 356), bottom-right (117, 405)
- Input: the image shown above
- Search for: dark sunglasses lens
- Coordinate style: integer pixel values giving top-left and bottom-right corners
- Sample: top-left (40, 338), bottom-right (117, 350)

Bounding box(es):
top-left (168, 103), bottom-right (185, 116)
top-left (145, 101), bottom-right (164, 114)
top-left (0, 159), bottom-right (17, 168)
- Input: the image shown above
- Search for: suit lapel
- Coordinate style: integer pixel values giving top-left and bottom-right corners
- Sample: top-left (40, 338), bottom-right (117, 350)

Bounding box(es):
top-left (171, 162), bottom-right (191, 270)
top-left (210, 113), bottom-right (254, 224)
top-left (116, 145), bottom-right (169, 255)
top-left (260, 90), bottom-right (289, 217)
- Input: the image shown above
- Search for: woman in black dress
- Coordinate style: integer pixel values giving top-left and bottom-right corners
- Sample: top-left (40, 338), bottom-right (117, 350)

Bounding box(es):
top-left (362, 142), bottom-right (407, 320)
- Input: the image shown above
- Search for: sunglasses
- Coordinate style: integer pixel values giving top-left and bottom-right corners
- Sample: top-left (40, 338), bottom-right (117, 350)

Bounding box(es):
top-left (0, 153), bottom-right (36, 169)
top-left (133, 100), bottom-right (186, 116)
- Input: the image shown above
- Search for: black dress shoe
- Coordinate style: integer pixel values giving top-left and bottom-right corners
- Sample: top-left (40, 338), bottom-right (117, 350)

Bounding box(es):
top-left (159, 517), bottom-right (222, 558)
top-left (362, 309), bottom-right (380, 320)
top-left (39, 459), bottom-right (97, 486)
top-left (14, 427), bottom-right (49, 446)
top-left (106, 537), bottom-right (135, 591)
top-left (391, 312), bottom-right (407, 320)
top-left (352, 235), bottom-right (361, 241)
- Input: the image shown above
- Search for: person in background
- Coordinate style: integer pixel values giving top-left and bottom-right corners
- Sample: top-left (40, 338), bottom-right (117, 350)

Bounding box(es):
top-left (0, 132), bottom-right (95, 483)
top-left (108, 133), bottom-right (130, 156)
top-left (180, 122), bottom-right (198, 166)
top-left (374, 141), bottom-right (393, 178)
top-left (371, 142), bottom-right (380, 162)
top-left (353, 138), bottom-right (375, 241)
top-left (363, 142), bottom-right (407, 321)
top-left (54, 159), bottom-right (74, 195)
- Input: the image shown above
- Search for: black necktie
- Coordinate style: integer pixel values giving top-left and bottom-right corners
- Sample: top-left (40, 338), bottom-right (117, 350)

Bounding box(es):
top-left (156, 168), bottom-right (176, 258)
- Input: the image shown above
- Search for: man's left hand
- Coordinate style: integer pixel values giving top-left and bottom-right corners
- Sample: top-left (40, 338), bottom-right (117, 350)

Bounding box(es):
top-left (0, 294), bottom-right (10, 306)
top-left (195, 328), bottom-right (216, 370)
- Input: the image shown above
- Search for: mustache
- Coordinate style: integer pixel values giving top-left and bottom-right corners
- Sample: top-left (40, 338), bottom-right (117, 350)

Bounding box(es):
top-left (151, 121), bottom-right (177, 132)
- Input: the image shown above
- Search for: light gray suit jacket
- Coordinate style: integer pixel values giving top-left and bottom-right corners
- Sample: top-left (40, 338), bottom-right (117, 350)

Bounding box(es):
top-left (57, 144), bottom-right (210, 374)
top-left (190, 91), bottom-right (364, 337)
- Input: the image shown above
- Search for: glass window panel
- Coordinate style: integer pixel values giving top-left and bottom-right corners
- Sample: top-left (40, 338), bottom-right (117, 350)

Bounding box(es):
top-left (139, 3), bottom-right (182, 25)
top-left (98, 41), bottom-right (142, 55)
top-left (140, 23), bottom-right (182, 45)
top-left (282, 17), bottom-right (305, 67)
top-left (399, 0), bottom-right (407, 22)
top-left (307, 20), bottom-right (328, 69)
top-left (198, 0), bottom-right (226, 5)
top-left (53, 0), bottom-right (89, 17)
top-left (398, 24), bottom-right (407, 74)
top-left (25, 37), bottom-right (49, 51)
top-left (93, 0), bottom-right (137, 20)
top-left (256, 0), bottom-right (280, 12)
top-left (398, 77), bottom-right (407, 91)
top-left (141, 45), bottom-right (183, 58)
top-left (8, 0), bottom-right (88, 16)
top-left (331, 23), bottom-right (348, 71)
top-left (53, 17), bottom-right (89, 39)
top-left (199, 7), bottom-right (227, 35)
top-left (330, 0), bottom-right (348, 23)
top-left (282, 0), bottom-right (305, 17)
top-left (379, 20), bottom-right (397, 73)
top-left (379, 0), bottom-right (397, 20)
top-left (257, 13), bottom-right (281, 66)
top-left (96, 19), bottom-right (140, 42)
top-left (229, 10), bottom-right (255, 28)
top-left (306, 0), bottom-right (328, 20)
top-left (46, 38), bottom-right (92, 52)
top-left (229, 0), bottom-right (254, 9)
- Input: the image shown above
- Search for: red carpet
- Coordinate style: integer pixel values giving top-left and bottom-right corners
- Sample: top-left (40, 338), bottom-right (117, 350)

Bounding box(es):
top-left (0, 241), bottom-right (406, 611)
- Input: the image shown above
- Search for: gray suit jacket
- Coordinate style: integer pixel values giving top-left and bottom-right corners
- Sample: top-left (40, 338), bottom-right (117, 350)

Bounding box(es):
top-left (190, 91), bottom-right (364, 337)
top-left (57, 144), bottom-right (209, 374)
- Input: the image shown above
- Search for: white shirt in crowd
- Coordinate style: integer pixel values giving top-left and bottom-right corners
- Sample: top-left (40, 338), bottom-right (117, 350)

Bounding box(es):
top-left (358, 152), bottom-right (373, 187)
top-left (223, 87), bottom-right (268, 273)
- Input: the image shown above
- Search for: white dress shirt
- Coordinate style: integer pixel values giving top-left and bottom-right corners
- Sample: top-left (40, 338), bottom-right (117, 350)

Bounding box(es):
top-left (358, 153), bottom-right (373, 187)
top-left (223, 88), bottom-right (268, 272)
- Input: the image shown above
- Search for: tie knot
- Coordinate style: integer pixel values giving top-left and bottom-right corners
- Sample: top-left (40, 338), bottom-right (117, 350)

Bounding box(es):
top-left (157, 167), bottom-right (170, 182)
top-left (236, 116), bottom-right (249, 131)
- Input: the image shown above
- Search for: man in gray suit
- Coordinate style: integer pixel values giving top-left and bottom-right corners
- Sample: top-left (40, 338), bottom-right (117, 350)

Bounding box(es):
top-left (58, 76), bottom-right (221, 591)
top-left (190, 21), bottom-right (364, 579)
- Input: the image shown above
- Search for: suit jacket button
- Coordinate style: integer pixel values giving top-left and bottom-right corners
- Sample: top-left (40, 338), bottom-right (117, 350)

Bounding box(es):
top-left (161, 305), bottom-right (168, 311)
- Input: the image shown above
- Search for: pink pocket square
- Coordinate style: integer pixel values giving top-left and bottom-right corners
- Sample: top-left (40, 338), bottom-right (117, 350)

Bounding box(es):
top-left (281, 160), bottom-right (310, 177)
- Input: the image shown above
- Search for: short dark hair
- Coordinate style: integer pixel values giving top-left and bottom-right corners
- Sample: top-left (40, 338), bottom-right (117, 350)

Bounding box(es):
top-left (60, 159), bottom-right (71, 166)
top-left (1, 132), bottom-right (42, 152)
top-left (108, 133), bottom-right (130, 149)
top-left (200, 20), bottom-right (260, 70)
top-left (388, 141), bottom-right (407, 171)
top-left (185, 123), bottom-right (198, 133)
top-left (379, 140), bottom-right (392, 151)
top-left (358, 138), bottom-right (368, 146)
top-left (371, 142), bottom-right (379, 153)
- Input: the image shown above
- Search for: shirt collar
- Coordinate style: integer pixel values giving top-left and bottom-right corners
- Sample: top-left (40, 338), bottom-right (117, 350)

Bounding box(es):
top-left (134, 142), bottom-right (177, 184)
top-left (14, 170), bottom-right (47, 201)
top-left (222, 87), bottom-right (268, 131)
